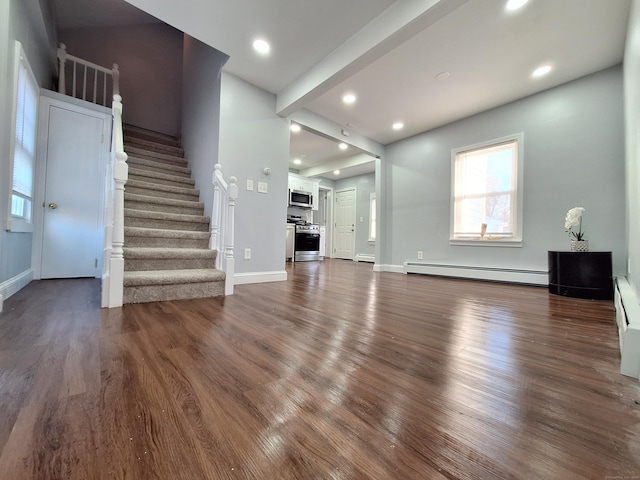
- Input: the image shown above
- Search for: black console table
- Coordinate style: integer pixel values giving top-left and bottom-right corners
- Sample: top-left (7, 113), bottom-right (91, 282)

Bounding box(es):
top-left (548, 251), bottom-right (613, 300)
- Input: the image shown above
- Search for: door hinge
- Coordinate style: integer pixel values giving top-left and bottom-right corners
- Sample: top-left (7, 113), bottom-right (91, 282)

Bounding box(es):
top-left (101, 135), bottom-right (104, 143)
top-left (95, 258), bottom-right (98, 268)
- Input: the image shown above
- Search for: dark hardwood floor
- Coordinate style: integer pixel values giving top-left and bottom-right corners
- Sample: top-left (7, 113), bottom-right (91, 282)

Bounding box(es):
top-left (0, 259), bottom-right (638, 479)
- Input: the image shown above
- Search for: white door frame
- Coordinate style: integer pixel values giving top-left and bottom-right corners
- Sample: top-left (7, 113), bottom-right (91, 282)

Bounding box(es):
top-left (32, 91), bottom-right (111, 279)
top-left (318, 186), bottom-right (333, 258)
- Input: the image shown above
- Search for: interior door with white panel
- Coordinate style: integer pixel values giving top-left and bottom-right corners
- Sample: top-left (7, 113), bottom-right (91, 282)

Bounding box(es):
top-left (334, 188), bottom-right (356, 259)
top-left (40, 103), bottom-right (107, 278)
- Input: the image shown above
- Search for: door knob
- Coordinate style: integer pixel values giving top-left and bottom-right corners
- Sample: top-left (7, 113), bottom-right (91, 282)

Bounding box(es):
top-left (48, 203), bottom-right (57, 209)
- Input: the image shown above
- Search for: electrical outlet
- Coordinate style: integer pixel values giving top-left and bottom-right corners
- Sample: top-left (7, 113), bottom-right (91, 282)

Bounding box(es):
top-left (246, 179), bottom-right (254, 191)
top-left (257, 182), bottom-right (268, 193)
top-left (629, 258), bottom-right (632, 274)
top-left (244, 248), bottom-right (251, 260)
top-left (417, 251), bottom-right (424, 260)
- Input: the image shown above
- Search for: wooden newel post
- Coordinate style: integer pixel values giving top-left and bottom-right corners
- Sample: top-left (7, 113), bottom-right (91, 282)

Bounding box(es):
top-left (57, 43), bottom-right (67, 95)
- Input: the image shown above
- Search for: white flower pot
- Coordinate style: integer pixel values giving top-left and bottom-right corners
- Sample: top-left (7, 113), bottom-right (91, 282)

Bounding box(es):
top-left (570, 240), bottom-right (589, 252)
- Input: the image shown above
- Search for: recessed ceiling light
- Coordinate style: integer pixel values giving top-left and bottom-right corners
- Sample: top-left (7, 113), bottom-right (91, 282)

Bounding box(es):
top-left (532, 64), bottom-right (552, 78)
top-left (290, 123), bottom-right (301, 133)
top-left (338, 143), bottom-right (348, 150)
top-left (342, 93), bottom-right (356, 104)
top-left (436, 71), bottom-right (450, 81)
top-left (392, 122), bottom-right (404, 130)
top-left (505, 0), bottom-right (528, 11)
top-left (253, 39), bottom-right (270, 55)
top-left (333, 170), bottom-right (341, 176)
top-left (293, 158), bottom-right (302, 165)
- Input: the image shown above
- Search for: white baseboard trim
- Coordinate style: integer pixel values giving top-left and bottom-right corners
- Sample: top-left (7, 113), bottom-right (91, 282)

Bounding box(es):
top-left (403, 262), bottom-right (548, 286)
top-left (614, 277), bottom-right (640, 379)
top-left (234, 270), bottom-right (288, 285)
top-left (373, 264), bottom-right (404, 273)
top-left (354, 253), bottom-right (375, 263)
top-left (0, 269), bottom-right (33, 313)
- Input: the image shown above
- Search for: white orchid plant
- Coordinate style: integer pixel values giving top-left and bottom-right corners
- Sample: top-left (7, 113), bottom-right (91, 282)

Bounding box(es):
top-left (564, 207), bottom-right (586, 241)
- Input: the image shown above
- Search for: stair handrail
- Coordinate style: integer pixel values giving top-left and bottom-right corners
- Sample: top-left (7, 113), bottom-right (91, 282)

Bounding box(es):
top-left (102, 94), bottom-right (128, 308)
top-left (211, 164), bottom-right (237, 295)
top-left (57, 43), bottom-right (119, 107)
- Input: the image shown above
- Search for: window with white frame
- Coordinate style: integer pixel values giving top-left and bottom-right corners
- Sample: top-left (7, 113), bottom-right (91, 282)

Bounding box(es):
top-left (8, 41), bottom-right (38, 232)
top-left (368, 192), bottom-right (376, 242)
top-left (451, 133), bottom-right (523, 245)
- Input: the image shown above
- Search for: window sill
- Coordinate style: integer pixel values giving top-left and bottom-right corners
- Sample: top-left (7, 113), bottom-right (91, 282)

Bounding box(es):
top-left (449, 238), bottom-right (522, 248)
top-left (7, 217), bottom-right (33, 233)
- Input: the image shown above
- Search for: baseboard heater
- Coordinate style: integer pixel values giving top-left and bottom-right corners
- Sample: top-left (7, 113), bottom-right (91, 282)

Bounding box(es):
top-left (614, 277), bottom-right (640, 379)
top-left (403, 262), bottom-right (548, 286)
top-left (354, 253), bottom-right (375, 263)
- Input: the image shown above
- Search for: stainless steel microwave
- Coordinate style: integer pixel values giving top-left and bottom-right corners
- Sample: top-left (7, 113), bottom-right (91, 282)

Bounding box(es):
top-left (289, 189), bottom-right (313, 208)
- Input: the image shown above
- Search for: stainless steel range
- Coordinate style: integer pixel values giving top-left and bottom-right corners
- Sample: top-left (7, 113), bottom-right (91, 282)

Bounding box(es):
top-left (294, 224), bottom-right (320, 262)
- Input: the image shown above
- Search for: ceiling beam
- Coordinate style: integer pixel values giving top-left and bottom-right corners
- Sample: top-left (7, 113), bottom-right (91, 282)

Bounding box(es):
top-left (275, 0), bottom-right (469, 118)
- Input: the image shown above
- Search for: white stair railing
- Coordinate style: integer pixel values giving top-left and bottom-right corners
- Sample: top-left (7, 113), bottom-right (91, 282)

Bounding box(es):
top-left (57, 43), bottom-right (119, 107)
top-left (101, 94), bottom-right (128, 308)
top-left (211, 165), bottom-right (238, 295)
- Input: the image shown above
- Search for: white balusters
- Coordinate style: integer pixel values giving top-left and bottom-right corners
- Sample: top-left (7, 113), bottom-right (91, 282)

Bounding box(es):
top-left (57, 43), bottom-right (117, 107)
top-left (211, 165), bottom-right (237, 295)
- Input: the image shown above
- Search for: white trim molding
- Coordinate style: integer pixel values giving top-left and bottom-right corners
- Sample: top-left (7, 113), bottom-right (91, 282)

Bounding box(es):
top-left (403, 262), bottom-right (548, 286)
top-left (373, 264), bottom-right (404, 273)
top-left (0, 269), bottom-right (33, 312)
top-left (234, 270), bottom-right (287, 285)
top-left (614, 277), bottom-right (640, 379)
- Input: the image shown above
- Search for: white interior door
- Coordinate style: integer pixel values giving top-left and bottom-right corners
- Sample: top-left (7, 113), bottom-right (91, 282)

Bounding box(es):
top-left (40, 104), bottom-right (105, 278)
top-left (334, 188), bottom-right (356, 259)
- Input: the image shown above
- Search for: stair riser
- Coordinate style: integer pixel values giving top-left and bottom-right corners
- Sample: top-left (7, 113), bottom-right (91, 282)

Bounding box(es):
top-left (126, 200), bottom-right (204, 216)
top-left (129, 172), bottom-right (194, 190)
top-left (125, 257), bottom-right (216, 272)
top-left (128, 159), bottom-right (192, 178)
top-left (126, 185), bottom-right (199, 202)
top-left (125, 257), bottom-right (216, 271)
top-left (124, 281), bottom-right (225, 304)
top-left (124, 235), bottom-right (209, 249)
top-left (125, 216), bottom-right (209, 232)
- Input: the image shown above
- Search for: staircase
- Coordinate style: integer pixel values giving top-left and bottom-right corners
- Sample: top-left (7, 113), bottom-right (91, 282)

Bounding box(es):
top-left (122, 127), bottom-right (225, 304)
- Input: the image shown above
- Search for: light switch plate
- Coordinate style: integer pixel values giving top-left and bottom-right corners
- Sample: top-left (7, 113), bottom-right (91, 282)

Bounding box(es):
top-left (257, 182), bottom-right (268, 193)
top-left (246, 179), bottom-right (254, 191)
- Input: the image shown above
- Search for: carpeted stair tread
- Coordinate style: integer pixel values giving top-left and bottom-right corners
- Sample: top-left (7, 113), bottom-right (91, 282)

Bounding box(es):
top-left (124, 124), bottom-right (181, 147)
top-left (125, 146), bottom-right (188, 167)
top-left (129, 167), bottom-right (195, 187)
top-left (124, 136), bottom-right (184, 157)
top-left (124, 269), bottom-right (225, 286)
top-left (126, 179), bottom-right (200, 198)
top-left (124, 208), bottom-right (209, 223)
top-left (124, 226), bottom-right (209, 240)
top-left (124, 247), bottom-right (217, 260)
top-left (124, 193), bottom-right (204, 210)
top-left (127, 155), bottom-right (192, 177)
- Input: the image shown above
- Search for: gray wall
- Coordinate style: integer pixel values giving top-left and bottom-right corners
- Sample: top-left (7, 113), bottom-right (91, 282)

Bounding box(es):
top-left (0, 0), bottom-right (56, 290)
top-left (219, 72), bottom-right (290, 275)
top-left (59, 23), bottom-right (184, 137)
top-left (334, 173), bottom-right (376, 257)
top-left (382, 66), bottom-right (626, 274)
top-left (181, 35), bottom-right (228, 220)
top-left (625, 2), bottom-right (640, 302)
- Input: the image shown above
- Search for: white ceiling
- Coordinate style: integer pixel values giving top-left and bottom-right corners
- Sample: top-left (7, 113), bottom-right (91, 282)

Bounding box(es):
top-left (52, 0), bottom-right (631, 179)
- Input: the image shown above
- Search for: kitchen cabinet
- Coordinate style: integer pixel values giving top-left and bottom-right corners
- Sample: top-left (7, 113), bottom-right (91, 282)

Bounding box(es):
top-left (288, 173), bottom-right (320, 210)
